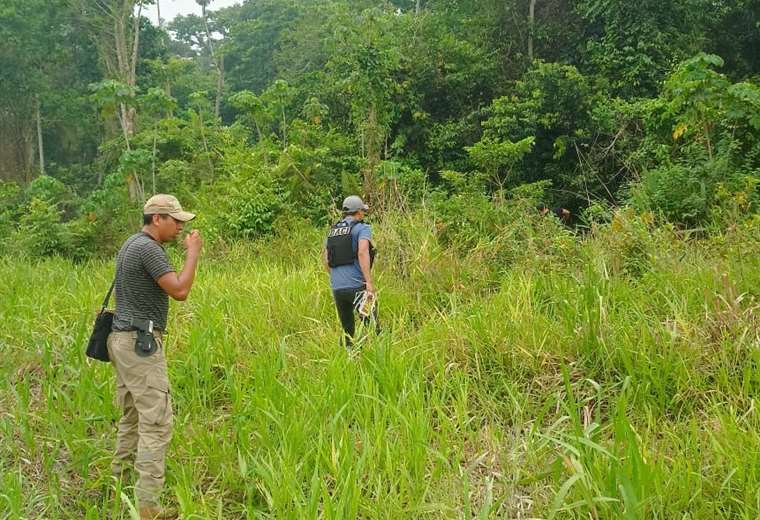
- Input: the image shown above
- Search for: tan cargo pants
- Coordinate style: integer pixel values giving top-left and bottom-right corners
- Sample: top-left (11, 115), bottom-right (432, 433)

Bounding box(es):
top-left (107, 330), bottom-right (173, 508)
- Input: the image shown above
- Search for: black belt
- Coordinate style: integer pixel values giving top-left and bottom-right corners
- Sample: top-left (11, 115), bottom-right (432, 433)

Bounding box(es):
top-left (130, 318), bottom-right (155, 333)
top-left (114, 319), bottom-right (164, 334)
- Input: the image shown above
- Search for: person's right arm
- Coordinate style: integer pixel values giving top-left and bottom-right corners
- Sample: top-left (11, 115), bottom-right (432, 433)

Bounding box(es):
top-left (157, 230), bottom-right (202, 301)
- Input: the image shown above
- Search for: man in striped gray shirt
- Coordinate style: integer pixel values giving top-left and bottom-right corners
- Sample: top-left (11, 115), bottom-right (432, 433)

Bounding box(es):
top-left (107, 194), bottom-right (202, 519)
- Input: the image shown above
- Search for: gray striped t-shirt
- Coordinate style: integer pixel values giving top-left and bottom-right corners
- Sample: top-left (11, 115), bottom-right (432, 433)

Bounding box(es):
top-left (112, 232), bottom-right (175, 332)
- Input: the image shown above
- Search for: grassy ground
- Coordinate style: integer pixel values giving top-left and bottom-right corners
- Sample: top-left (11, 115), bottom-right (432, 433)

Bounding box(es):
top-left (1, 214), bottom-right (759, 518)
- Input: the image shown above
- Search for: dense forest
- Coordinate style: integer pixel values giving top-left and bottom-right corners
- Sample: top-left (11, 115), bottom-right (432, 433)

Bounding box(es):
top-left (3, 2), bottom-right (760, 517)
top-left (1, 0), bottom-right (759, 255)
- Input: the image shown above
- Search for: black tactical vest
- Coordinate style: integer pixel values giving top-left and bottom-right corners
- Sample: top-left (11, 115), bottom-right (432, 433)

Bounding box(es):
top-left (326, 220), bottom-right (376, 268)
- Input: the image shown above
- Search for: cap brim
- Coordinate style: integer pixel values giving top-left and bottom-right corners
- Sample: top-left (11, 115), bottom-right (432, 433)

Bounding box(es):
top-left (170, 211), bottom-right (196, 222)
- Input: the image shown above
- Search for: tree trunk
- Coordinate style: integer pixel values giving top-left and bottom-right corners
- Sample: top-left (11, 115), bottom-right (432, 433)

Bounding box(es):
top-left (200, 2), bottom-right (224, 119)
top-left (74, 0), bottom-right (145, 195)
top-left (35, 97), bottom-right (45, 176)
top-left (197, 112), bottom-right (214, 177)
top-left (528, 0), bottom-right (536, 61)
top-left (124, 0), bottom-right (142, 136)
top-left (24, 123), bottom-right (34, 183)
top-left (215, 53), bottom-right (224, 120)
top-left (118, 104), bottom-right (132, 151)
top-left (281, 104), bottom-right (287, 147)
top-left (151, 123), bottom-right (158, 194)
top-left (156, 0), bottom-right (162, 28)
top-left (362, 105), bottom-right (382, 197)
top-left (122, 0), bottom-right (142, 200)
top-left (416, 0), bottom-right (422, 16)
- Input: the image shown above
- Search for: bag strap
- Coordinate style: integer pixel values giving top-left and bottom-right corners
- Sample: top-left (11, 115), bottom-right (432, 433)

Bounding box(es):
top-left (334, 218), bottom-right (359, 233)
top-left (99, 277), bottom-right (116, 312)
top-left (100, 232), bottom-right (144, 312)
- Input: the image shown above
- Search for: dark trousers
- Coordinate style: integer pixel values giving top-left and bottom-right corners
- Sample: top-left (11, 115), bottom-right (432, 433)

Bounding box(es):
top-left (332, 286), bottom-right (379, 348)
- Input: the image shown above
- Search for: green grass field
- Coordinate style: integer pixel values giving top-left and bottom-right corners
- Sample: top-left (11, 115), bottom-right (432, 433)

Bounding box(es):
top-left (1, 215), bottom-right (759, 518)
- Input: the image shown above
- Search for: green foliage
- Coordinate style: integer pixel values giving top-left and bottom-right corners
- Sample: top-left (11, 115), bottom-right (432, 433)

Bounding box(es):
top-left (156, 159), bottom-right (194, 200)
top-left (0, 182), bottom-right (23, 251)
top-left (577, 0), bottom-right (701, 97)
top-left (430, 188), bottom-right (576, 278)
top-left (14, 198), bottom-right (68, 257)
top-left (229, 89), bottom-right (272, 140)
top-left (25, 175), bottom-right (73, 207)
top-left (2, 187), bottom-right (760, 517)
top-left (629, 54), bottom-right (760, 227)
top-left (631, 163), bottom-right (713, 227)
top-left (375, 161), bottom-right (428, 203)
top-left (509, 179), bottom-right (554, 204)
top-left (5, 14), bottom-right (760, 519)
top-left (196, 140), bottom-right (289, 241)
top-left (480, 62), bottom-right (611, 207)
top-left (140, 87), bottom-right (177, 118)
top-left (89, 80), bottom-right (137, 120)
top-left (2, 0), bottom-right (759, 261)
top-left (466, 136), bottom-right (535, 190)
top-left (208, 173), bottom-right (287, 240)
top-left (0, 181), bottom-right (23, 216)
top-left (597, 208), bottom-right (657, 277)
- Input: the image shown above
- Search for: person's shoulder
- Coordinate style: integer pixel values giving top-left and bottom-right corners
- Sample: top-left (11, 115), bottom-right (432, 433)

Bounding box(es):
top-left (120, 233), bottom-right (145, 254)
top-left (354, 221), bottom-right (371, 232)
top-left (354, 222), bottom-right (372, 241)
top-left (134, 235), bottom-right (166, 256)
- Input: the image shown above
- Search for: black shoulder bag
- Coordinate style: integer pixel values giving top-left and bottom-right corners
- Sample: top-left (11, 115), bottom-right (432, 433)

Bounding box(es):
top-left (85, 277), bottom-right (116, 362)
top-left (86, 234), bottom-right (137, 362)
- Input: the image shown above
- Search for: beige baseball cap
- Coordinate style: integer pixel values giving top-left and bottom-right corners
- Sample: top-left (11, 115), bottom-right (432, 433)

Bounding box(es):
top-left (143, 194), bottom-right (196, 222)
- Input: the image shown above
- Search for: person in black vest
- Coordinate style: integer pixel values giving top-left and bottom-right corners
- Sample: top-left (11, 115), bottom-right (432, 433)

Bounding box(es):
top-left (323, 195), bottom-right (378, 349)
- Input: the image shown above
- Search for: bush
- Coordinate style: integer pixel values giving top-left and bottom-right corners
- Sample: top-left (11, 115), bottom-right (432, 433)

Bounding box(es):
top-left (431, 186), bottom-right (578, 278)
top-left (0, 182), bottom-right (23, 253)
top-left (199, 171), bottom-right (288, 242)
top-left (14, 198), bottom-right (70, 258)
top-left (25, 175), bottom-right (77, 217)
top-left (631, 158), bottom-right (759, 228)
top-left (0, 181), bottom-right (23, 214)
top-left (156, 159), bottom-right (195, 200)
top-left (65, 215), bottom-right (109, 261)
top-left (590, 208), bottom-right (657, 278)
top-left (631, 163), bottom-right (712, 227)
top-left (376, 161), bottom-right (428, 205)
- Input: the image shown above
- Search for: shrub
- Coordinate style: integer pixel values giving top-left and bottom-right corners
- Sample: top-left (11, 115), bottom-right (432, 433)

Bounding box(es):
top-left (156, 159), bottom-right (195, 200)
top-left (0, 182), bottom-right (23, 252)
top-left (0, 181), bottom-right (23, 214)
top-left (15, 198), bottom-right (69, 258)
top-left (374, 161), bottom-right (428, 211)
top-left (199, 172), bottom-right (288, 242)
top-left (631, 163), bottom-right (712, 227)
top-left (431, 186), bottom-right (577, 279)
top-left (591, 208), bottom-right (657, 278)
top-left (25, 175), bottom-right (77, 217)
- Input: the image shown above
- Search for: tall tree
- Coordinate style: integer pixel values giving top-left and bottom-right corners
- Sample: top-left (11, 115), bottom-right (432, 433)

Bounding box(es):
top-left (72, 0), bottom-right (152, 198)
top-left (528, 0), bottom-right (536, 61)
top-left (170, 4), bottom-right (228, 118)
top-left (197, 0), bottom-right (225, 118)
